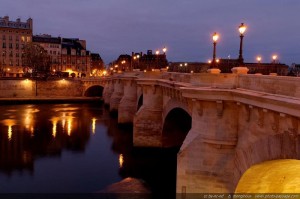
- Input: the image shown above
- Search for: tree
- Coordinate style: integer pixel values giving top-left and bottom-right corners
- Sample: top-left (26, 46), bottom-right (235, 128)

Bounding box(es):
top-left (22, 43), bottom-right (51, 76)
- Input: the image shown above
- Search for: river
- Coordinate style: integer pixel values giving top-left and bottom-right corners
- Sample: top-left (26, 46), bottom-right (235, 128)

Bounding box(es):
top-left (0, 103), bottom-right (177, 198)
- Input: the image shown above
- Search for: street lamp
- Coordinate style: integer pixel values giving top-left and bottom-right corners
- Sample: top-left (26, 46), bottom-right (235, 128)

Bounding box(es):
top-left (155, 50), bottom-right (160, 69)
top-left (238, 23), bottom-right (247, 66)
top-left (163, 47), bottom-right (167, 54)
top-left (272, 55), bottom-right (277, 63)
top-left (272, 54), bottom-right (278, 75)
top-left (211, 32), bottom-right (219, 68)
top-left (256, 56), bottom-right (262, 63)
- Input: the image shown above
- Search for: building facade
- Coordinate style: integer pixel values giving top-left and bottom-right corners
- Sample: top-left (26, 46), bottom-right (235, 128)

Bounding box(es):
top-left (61, 38), bottom-right (91, 77)
top-left (90, 53), bottom-right (104, 76)
top-left (32, 34), bottom-right (61, 72)
top-left (0, 16), bottom-right (32, 76)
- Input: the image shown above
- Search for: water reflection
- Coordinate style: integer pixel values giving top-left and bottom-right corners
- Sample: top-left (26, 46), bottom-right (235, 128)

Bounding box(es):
top-left (0, 103), bottom-right (176, 197)
top-left (0, 104), bottom-right (93, 177)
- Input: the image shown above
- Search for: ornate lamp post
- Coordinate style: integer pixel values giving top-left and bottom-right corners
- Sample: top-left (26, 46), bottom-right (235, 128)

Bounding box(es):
top-left (163, 47), bottom-right (167, 54)
top-left (238, 23), bottom-right (247, 66)
top-left (272, 54), bottom-right (278, 75)
top-left (256, 56), bottom-right (262, 63)
top-left (272, 55), bottom-right (277, 63)
top-left (211, 32), bottom-right (219, 68)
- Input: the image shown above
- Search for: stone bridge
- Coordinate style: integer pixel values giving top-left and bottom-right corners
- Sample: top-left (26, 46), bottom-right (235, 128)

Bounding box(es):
top-left (102, 71), bottom-right (300, 194)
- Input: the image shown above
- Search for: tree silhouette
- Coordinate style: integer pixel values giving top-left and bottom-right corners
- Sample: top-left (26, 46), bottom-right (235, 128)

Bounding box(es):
top-left (22, 43), bottom-right (51, 76)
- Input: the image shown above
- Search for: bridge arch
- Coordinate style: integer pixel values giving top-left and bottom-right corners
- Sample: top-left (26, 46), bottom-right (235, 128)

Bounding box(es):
top-left (233, 131), bottom-right (300, 192)
top-left (84, 85), bottom-right (104, 97)
top-left (162, 105), bottom-right (191, 148)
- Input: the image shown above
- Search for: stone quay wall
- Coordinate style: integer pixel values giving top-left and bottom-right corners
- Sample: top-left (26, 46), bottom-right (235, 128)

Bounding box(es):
top-left (0, 79), bottom-right (84, 98)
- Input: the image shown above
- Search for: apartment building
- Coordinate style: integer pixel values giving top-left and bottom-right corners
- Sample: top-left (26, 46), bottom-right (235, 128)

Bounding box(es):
top-left (0, 16), bottom-right (32, 76)
top-left (61, 38), bottom-right (91, 77)
top-left (32, 34), bottom-right (62, 72)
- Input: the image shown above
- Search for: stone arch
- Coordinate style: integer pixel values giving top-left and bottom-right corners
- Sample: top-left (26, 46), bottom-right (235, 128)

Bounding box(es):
top-left (235, 159), bottom-right (300, 193)
top-left (163, 98), bottom-right (191, 122)
top-left (84, 85), bottom-right (104, 97)
top-left (233, 131), bottom-right (300, 192)
top-left (162, 107), bottom-right (192, 148)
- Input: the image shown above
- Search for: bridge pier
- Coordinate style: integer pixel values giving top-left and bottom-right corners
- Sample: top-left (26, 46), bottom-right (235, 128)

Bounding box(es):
top-left (177, 101), bottom-right (238, 193)
top-left (109, 78), bottom-right (124, 113)
top-left (103, 79), bottom-right (114, 106)
top-left (133, 83), bottom-right (163, 147)
top-left (118, 77), bottom-right (137, 124)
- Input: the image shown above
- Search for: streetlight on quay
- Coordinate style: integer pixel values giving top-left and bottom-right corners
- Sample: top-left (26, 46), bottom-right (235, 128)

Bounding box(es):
top-left (131, 54), bottom-right (140, 71)
top-left (272, 54), bottom-right (278, 75)
top-left (238, 23), bottom-right (247, 66)
top-left (155, 50), bottom-right (160, 70)
top-left (272, 55), bottom-right (278, 63)
top-left (163, 47), bottom-right (167, 54)
top-left (211, 32), bottom-right (219, 68)
top-left (257, 56), bottom-right (262, 63)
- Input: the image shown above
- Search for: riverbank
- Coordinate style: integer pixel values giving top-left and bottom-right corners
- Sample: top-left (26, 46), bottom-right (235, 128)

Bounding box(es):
top-left (0, 96), bottom-right (103, 105)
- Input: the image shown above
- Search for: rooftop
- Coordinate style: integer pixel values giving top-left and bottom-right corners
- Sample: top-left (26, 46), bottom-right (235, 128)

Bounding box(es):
top-left (0, 16), bottom-right (32, 30)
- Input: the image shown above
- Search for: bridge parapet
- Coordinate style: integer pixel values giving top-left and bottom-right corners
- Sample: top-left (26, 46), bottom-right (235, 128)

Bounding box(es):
top-left (238, 74), bottom-right (300, 98)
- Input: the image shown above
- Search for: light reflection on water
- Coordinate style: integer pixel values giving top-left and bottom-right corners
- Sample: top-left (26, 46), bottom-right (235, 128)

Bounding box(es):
top-left (0, 103), bottom-right (120, 193)
top-left (0, 103), bottom-right (177, 197)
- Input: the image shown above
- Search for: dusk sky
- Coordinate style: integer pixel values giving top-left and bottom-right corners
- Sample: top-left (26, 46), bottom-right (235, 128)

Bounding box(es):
top-left (1, 0), bottom-right (300, 65)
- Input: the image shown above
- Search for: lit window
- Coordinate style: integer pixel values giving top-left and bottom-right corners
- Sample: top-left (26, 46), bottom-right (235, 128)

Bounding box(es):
top-left (21, 36), bottom-right (25, 42)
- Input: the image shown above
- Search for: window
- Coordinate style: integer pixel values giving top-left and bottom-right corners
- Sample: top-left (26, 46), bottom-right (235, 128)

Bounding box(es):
top-left (2, 35), bottom-right (5, 40)
top-left (9, 35), bottom-right (12, 41)
top-left (16, 43), bottom-right (19, 49)
top-left (16, 59), bottom-right (19, 66)
top-left (16, 53), bottom-right (19, 57)
top-left (26, 37), bottom-right (31, 42)
top-left (9, 51), bottom-right (13, 57)
top-left (9, 59), bottom-right (13, 66)
top-left (2, 51), bottom-right (6, 57)
top-left (9, 43), bottom-right (12, 49)
top-left (16, 36), bottom-right (19, 41)
top-left (2, 43), bottom-right (6, 48)
top-left (21, 36), bottom-right (25, 42)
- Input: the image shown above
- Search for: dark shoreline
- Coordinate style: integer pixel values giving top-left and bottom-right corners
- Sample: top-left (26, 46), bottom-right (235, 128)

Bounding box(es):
top-left (0, 97), bottom-right (103, 105)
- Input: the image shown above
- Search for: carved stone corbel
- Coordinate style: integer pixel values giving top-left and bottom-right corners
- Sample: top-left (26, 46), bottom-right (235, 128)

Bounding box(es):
top-left (216, 101), bottom-right (223, 118)
top-left (257, 109), bottom-right (267, 128)
top-left (196, 101), bottom-right (203, 117)
top-left (246, 105), bottom-right (253, 122)
top-left (272, 113), bottom-right (279, 133)
top-left (152, 85), bottom-right (156, 94)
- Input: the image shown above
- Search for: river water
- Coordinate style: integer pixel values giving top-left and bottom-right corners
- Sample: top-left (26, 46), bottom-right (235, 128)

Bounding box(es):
top-left (0, 103), bottom-right (177, 198)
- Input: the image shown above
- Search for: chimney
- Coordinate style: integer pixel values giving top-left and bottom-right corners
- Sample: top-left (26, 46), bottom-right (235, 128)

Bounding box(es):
top-left (3, 16), bottom-right (9, 21)
top-left (27, 18), bottom-right (33, 30)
